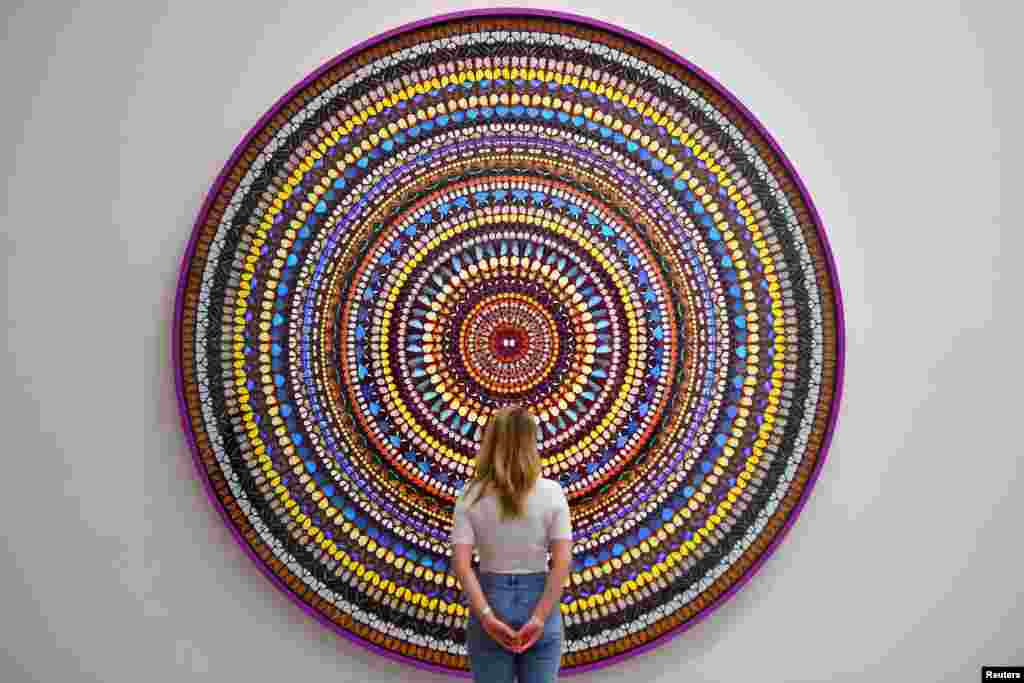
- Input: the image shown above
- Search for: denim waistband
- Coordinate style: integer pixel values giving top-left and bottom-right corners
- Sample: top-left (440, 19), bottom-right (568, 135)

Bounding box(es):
top-left (477, 571), bottom-right (548, 589)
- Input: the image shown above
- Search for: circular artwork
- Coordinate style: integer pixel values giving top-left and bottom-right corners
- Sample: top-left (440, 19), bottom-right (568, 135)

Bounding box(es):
top-left (173, 9), bottom-right (843, 676)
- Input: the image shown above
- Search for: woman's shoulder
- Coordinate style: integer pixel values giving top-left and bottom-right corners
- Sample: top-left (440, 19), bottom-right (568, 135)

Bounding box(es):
top-left (536, 477), bottom-right (567, 498)
top-left (457, 479), bottom-right (494, 503)
top-left (456, 480), bottom-right (480, 503)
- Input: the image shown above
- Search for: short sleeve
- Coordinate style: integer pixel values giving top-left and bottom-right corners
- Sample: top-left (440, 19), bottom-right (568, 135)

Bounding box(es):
top-left (450, 489), bottom-right (475, 545)
top-left (548, 483), bottom-right (573, 541)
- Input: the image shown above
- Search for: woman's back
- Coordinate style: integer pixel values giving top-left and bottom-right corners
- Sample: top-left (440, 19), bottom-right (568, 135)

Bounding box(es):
top-left (453, 477), bottom-right (572, 575)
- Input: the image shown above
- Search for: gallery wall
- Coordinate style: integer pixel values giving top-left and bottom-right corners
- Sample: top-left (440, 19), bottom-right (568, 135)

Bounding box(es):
top-left (2, 1), bottom-right (1018, 681)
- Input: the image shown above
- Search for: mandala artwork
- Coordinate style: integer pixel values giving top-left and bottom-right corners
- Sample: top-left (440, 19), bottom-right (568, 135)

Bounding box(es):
top-left (173, 10), bottom-right (843, 675)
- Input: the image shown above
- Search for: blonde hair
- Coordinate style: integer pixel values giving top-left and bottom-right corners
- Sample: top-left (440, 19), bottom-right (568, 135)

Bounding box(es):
top-left (469, 405), bottom-right (541, 519)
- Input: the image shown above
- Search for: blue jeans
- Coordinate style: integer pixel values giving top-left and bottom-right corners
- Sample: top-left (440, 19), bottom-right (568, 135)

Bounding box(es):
top-left (466, 572), bottom-right (564, 683)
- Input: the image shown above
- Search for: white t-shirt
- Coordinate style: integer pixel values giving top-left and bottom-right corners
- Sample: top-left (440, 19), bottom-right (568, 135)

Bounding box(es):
top-left (450, 477), bottom-right (572, 574)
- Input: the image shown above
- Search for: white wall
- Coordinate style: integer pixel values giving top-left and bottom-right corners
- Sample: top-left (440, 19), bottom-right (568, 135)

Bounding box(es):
top-left (2, 1), bottom-right (1019, 681)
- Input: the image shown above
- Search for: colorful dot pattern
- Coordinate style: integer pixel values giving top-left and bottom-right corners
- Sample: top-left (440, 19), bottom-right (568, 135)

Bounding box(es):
top-left (174, 12), bottom-right (841, 676)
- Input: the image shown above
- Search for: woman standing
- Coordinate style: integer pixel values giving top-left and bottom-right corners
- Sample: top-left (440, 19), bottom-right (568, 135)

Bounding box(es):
top-left (450, 406), bottom-right (573, 683)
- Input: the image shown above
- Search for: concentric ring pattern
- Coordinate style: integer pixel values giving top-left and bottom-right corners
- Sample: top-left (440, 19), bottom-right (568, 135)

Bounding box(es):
top-left (174, 11), bottom-right (842, 675)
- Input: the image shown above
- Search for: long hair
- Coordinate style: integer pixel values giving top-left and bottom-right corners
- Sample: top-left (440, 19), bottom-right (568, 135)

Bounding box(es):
top-left (469, 405), bottom-right (541, 520)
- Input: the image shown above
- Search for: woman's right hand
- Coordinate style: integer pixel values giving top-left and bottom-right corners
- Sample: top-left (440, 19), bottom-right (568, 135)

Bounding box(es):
top-left (513, 615), bottom-right (545, 653)
top-left (482, 612), bottom-right (519, 651)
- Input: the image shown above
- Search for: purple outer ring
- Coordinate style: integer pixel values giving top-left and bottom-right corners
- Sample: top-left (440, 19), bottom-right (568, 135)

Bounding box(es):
top-left (172, 7), bottom-right (846, 677)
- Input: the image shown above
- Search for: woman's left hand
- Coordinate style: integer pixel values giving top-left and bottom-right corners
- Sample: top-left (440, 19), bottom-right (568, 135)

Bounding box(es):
top-left (482, 612), bottom-right (519, 651)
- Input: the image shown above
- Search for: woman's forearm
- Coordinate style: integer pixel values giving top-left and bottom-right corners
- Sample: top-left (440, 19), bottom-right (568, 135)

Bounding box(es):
top-left (452, 544), bottom-right (490, 616)
top-left (531, 540), bottom-right (572, 623)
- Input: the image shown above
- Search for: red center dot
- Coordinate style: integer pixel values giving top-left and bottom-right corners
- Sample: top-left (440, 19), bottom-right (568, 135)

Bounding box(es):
top-left (489, 324), bottom-right (530, 362)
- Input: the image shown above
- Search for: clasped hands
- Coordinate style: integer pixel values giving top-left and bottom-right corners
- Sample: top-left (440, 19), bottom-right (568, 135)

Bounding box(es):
top-left (481, 611), bottom-right (545, 653)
